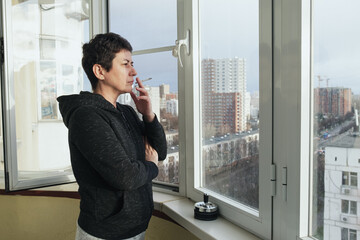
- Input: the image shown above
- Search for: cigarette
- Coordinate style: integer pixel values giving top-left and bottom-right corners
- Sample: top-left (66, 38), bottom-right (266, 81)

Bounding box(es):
top-left (141, 77), bottom-right (152, 82)
top-left (134, 78), bottom-right (152, 86)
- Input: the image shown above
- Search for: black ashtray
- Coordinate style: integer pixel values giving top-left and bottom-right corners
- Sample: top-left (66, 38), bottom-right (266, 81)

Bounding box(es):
top-left (194, 193), bottom-right (218, 221)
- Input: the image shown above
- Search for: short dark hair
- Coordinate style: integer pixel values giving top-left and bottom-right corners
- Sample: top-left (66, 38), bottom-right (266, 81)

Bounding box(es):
top-left (82, 32), bottom-right (133, 90)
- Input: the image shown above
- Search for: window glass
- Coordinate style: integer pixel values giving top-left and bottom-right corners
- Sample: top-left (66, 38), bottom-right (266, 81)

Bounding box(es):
top-left (350, 172), bottom-right (357, 186)
top-left (342, 200), bottom-right (349, 214)
top-left (342, 172), bottom-right (358, 187)
top-left (199, 0), bottom-right (259, 209)
top-left (109, 0), bottom-right (179, 186)
top-left (312, 0), bottom-right (360, 239)
top-left (342, 172), bottom-right (349, 185)
top-left (342, 228), bottom-right (348, 240)
top-left (349, 229), bottom-right (357, 240)
top-left (342, 228), bottom-right (357, 240)
top-left (108, 0), bottom-right (177, 50)
top-left (118, 52), bottom-right (179, 185)
top-left (8, 0), bottom-right (89, 185)
top-left (350, 201), bottom-right (357, 215)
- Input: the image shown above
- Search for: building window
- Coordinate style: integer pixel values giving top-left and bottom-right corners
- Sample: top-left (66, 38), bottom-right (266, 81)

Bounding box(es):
top-left (341, 200), bottom-right (357, 215)
top-left (341, 228), bottom-right (357, 240)
top-left (343, 172), bottom-right (358, 187)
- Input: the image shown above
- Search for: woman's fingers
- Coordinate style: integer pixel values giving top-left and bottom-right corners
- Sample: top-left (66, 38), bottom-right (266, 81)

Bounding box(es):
top-left (134, 86), bottom-right (149, 96)
top-left (130, 91), bottom-right (138, 103)
top-left (135, 77), bottom-right (145, 89)
top-left (145, 140), bottom-right (158, 165)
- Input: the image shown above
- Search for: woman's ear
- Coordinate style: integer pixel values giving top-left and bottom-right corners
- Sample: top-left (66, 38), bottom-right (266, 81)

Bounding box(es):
top-left (92, 64), bottom-right (105, 81)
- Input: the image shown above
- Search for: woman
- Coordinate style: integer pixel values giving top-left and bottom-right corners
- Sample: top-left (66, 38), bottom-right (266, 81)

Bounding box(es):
top-left (57, 32), bottom-right (167, 240)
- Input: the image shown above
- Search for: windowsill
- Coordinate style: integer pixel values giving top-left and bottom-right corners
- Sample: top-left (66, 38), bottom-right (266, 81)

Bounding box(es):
top-left (153, 191), bottom-right (261, 240)
top-left (37, 182), bottom-right (79, 192)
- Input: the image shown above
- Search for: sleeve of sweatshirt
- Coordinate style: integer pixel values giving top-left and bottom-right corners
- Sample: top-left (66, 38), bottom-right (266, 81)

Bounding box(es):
top-left (143, 114), bottom-right (167, 161)
top-left (69, 107), bottom-right (158, 191)
top-left (123, 105), bottom-right (167, 161)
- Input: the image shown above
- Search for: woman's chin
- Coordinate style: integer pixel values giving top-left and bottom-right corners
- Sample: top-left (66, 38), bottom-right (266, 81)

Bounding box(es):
top-left (122, 86), bottom-right (133, 94)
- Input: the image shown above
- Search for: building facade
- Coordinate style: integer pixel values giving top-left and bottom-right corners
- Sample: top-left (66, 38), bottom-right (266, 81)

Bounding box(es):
top-left (324, 134), bottom-right (360, 240)
top-left (314, 87), bottom-right (352, 117)
top-left (201, 57), bottom-right (248, 135)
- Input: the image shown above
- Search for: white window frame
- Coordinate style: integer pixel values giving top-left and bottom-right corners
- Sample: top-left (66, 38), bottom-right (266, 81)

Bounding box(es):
top-left (182, 0), bottom-right (272, 238)
top-left (1, 0), bottom-right (105, 191)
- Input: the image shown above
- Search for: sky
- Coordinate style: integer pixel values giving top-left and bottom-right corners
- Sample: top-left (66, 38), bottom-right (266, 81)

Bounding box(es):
top-left (108, 0), bottom-right (360, 95)
top-left (313, 0), bottom-right (360, 94)
top-left (108, 0), bottom-right (259, 93)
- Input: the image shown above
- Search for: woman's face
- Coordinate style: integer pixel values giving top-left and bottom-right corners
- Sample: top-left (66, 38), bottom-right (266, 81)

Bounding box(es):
top-left (102, 50), bottom-right (137, 94)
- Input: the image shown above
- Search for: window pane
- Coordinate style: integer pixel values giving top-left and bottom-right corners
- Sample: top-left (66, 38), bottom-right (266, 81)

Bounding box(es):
top-left (108, 0), bottom-right (177, 50)
top-left (117, 52), bottom-right (179, 185)
top-left (342, 228), bottom-right (349, 240)
top-left (200, 0), bottom-right (259, 209)
top-left (312, 1), bottom-right (360, 239)
top-left (350, 172), bottom-right (357, 186)
top-left (342, 200), bottom-right (349, 214)
top-left (342, 171), bottom-right (349, 185)
top-left (109, 2), bottom-right (179, 187)
top-left (9, 0), bottom-right (89, 183)
top-left (350, 201), bottom-right (357, 215)
top-left (349, 229), bottom-right (357, 240)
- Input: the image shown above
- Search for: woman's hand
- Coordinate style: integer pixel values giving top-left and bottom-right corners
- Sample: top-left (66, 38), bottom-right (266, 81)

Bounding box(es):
top-left (130, 77), bottom-right (155, 122)
top-left (144, 137), bottom-right (158, 166)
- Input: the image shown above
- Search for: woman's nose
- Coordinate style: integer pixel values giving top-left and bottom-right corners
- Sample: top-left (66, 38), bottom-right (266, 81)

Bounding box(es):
top-left (130, 66), bottom-right (137, 76)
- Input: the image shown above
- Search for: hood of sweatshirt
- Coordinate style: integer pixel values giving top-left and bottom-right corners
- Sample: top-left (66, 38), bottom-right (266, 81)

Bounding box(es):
top-left (57, 91), bottom-right (119, 128)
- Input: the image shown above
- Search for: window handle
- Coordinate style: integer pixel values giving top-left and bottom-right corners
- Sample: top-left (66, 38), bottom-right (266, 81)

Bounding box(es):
top-left (172, 29), bottom-right (190, 67)
top-left (282, 167), bottom-right (287, 201)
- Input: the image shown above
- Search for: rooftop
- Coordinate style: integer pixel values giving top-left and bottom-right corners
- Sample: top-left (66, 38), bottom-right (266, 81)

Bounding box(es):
top-left (327, 132), bottom-right (360, 148)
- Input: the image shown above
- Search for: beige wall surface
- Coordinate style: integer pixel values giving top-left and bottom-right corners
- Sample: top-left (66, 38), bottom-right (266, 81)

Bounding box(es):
top-left (0, 195), bottom-right (80, 240)
top-left (146, 216), bottom-right (199, 240)
top-left (0, 195), bottom-right (199, 240)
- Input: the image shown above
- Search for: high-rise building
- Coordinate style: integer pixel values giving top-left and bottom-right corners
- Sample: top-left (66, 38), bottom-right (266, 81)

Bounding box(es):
top-left (145, 86), bottom-right (160, 119)
top-left (117, 93), bottom-right (132, 105)
top-left (245, 92), bottom-right (251, 121)
top-left (160, 84), bottom-right (170, 99)
top-left (202, 57), bottom-right (247, 134)
top-left (314, 87), bottom-right (352, 116)
top-left (117, 86), bottom-right (160, 119)
top-left (166, 99), bottom-right (178, 116)
top-left (250, 91), bottom-right (259, 119)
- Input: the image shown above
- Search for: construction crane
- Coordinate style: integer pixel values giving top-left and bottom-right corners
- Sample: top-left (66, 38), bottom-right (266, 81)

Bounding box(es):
top-left (317, 75), bottom-right (323, 88)
top-left (325, 77), bottom-right (330, 87)
top-left (317, 75), bottom-right (330, 88)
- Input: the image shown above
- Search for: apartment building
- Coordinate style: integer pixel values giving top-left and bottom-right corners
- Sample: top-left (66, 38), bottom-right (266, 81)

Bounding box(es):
top-left (324, 133), bottom-right (360, 240)
top-left (202, 57), bottom-right (248, 135)
top-left (314, 87), bottom-right (352, 116)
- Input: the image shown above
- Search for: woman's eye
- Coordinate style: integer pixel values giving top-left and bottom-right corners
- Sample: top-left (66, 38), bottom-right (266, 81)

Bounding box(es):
top-left (122, 61), bottom-right (133, 67)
